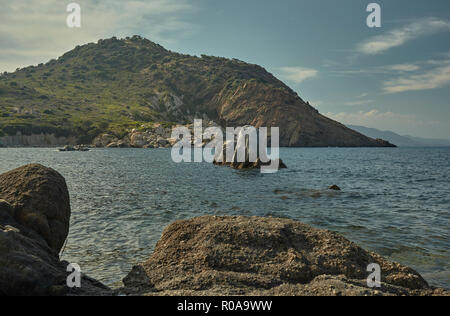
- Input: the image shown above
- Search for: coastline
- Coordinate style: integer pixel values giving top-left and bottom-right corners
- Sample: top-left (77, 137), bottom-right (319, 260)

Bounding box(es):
top-left (0, 119), bottom-right (397, 149)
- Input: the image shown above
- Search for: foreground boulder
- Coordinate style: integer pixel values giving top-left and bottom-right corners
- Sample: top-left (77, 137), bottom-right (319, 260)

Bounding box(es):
top-left (0, 164), bottom-right (70, 253)
top-left (0, 164), bottom-right (110, 296)
top-left (122, 216), bottom-right (448, 296)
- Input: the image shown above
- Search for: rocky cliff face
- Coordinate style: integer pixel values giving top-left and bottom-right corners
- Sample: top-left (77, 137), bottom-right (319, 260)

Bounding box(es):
top-left (0, 36), bottom-right (394, 147)
top-left (213, 80), bottom-right (393, 147)
top-left (122, 216), bottom-right (447, 296)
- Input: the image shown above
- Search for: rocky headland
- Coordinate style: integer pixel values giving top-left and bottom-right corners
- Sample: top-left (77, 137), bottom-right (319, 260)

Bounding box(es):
top-left (1, 164), bottom-right (447, 296)
top-left (0, 36), bottom-right (396, 149)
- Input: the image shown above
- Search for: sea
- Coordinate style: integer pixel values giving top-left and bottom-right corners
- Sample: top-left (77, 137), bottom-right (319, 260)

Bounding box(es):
top-left (0, 147), bottom-right (449, 289)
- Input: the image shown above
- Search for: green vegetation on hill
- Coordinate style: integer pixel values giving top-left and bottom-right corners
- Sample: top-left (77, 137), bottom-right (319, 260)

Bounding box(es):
top-left (0, 35), bottom-right (393, 147)
top-left (0, 35), bottom-right (290, 143)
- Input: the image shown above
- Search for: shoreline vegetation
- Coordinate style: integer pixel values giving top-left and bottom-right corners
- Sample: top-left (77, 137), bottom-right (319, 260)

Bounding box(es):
top-left (0, 164), bottom-right (447, 296)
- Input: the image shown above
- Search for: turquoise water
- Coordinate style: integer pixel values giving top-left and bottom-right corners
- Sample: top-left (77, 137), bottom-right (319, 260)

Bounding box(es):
top-left (0, 147), bottom-right (449, 289)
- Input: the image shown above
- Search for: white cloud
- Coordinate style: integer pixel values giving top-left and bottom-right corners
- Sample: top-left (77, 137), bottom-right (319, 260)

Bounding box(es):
top-left (0, 0), bottom-right (197, 72)
top-left (426, 59), bottom-right (450, 66)
top-left (329, 63), bottom-right (421, 77)
top-left (386, 64), bottom-right (420, 72)
top-left (344, 99), bottom-right (374, 106)
top-left (328, 59), bottom-right (450, 93)
top-left (279, 67), bottom-right (318, 83)
top-left (325, 109), bottom-right (442, 136)
top-left (326, 109), bottom-right (414, 124)
top-left (309, 100), bottom-right (323, 107)
top-left (383, 62), bottom-right (450, 93)
top-left (357, 18), bottom-right (450, 55)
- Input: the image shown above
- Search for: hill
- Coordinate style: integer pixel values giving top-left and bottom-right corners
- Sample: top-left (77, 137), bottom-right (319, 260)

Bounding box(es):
top-left (348, 125), bottom-right (450, 147)
top-left (0, 35), bottom-right (393, 147)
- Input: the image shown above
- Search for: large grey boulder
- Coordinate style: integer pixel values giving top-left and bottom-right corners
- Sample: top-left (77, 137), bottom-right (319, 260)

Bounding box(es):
top-left (0, 164), bottom-right (111, 296)
top-left (0, 164), bottom-right (70, 253)
top-left (122, 216), bottom-right (448, 296)
top-left (92, 134), bottom-right (118, 148)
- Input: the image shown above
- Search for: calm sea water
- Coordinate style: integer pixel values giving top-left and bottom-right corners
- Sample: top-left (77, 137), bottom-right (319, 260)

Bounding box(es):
top-left (0, 147), bottom-right (449, 289)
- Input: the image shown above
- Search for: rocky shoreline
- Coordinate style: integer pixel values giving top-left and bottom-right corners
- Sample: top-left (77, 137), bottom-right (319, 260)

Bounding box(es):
top-left (0, 122), bottom-right (218, 149)
top-left (0, 120), bottom-right (396, 149)
top-left (92, 120), bottom-right (225, 149)
top-left (0, 164), bottom-right (446, 296)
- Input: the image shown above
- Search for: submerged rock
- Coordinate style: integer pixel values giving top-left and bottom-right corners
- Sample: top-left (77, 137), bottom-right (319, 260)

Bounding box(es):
top-left (0, 164), bottom-right (111, 296)
top-left (329, 185), bottom-right (341, 191)
top-left (122, 216), bottom-right (447, 296)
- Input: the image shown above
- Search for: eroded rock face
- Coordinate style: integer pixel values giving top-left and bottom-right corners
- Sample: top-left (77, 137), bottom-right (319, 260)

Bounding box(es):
top-left (0, 164), bottom-right (70, 253)
top-left (92, 134), bottom-right (118, 148)
top-left (0, 164), bottom-right (111, 296)
top-left (122, 216), bottom-right (447, 296)
top-left (214, 80), bottom-right (397, 148)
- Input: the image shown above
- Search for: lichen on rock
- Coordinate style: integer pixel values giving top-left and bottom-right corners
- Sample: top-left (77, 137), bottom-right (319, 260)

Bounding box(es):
top-left (122, 216), bottom-right (447, 296)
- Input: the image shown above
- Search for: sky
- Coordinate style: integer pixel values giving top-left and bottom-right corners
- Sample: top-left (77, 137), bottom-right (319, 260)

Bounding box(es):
top-left (1, 0), bottom-right (449, 139)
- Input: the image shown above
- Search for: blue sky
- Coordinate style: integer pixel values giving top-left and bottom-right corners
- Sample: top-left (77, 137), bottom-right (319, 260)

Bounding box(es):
top-left (1, 0), bottom-right (449, 138)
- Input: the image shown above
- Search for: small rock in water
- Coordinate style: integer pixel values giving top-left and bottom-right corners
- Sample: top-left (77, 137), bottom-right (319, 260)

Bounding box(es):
top-left (213, 126), bottom-right (287, 171)
top-left (329, 185), bottom-right (341, 191)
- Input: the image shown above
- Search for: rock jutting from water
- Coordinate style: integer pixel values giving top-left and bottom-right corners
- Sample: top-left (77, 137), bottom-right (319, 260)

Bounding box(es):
top-left (329, 185), bottom-right (341, 191)
top-left (122, 216), bottom-right (448, 296)
top-left (0, 164), bottom-right (111, 296)
top-left (58, 145), bottom-right (90, 152)
top-left (213, 125), bottom-right (287, 171)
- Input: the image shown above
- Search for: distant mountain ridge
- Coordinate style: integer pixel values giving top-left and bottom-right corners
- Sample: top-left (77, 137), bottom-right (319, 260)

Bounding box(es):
top-left (0, 35), bottom-right (393, 147)
top-left (348, 125), bottom-right (450, 147)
